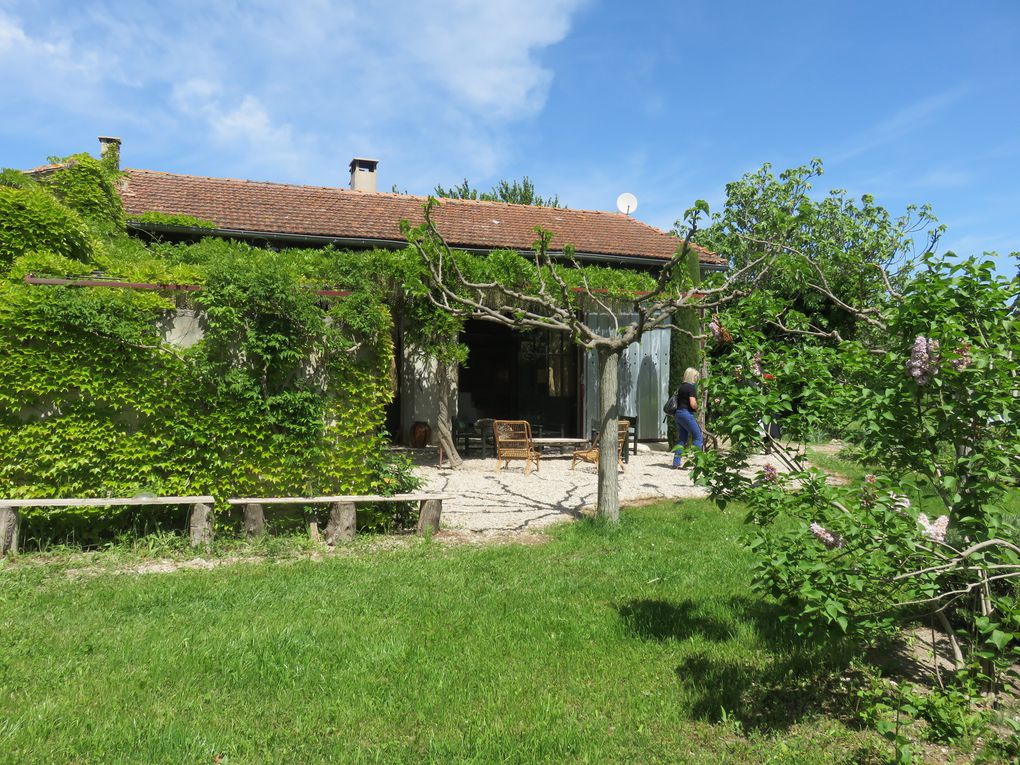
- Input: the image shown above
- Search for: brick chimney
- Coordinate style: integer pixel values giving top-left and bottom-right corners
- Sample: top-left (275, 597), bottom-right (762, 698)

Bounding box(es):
top-left (98, 136), bottom-right (121, 170)
top-left (349, 157), bottom-right (378, 192)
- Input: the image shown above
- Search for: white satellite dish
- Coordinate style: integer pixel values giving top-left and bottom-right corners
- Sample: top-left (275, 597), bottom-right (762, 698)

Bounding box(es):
top-left (616, 192), bottom-right (638, 215)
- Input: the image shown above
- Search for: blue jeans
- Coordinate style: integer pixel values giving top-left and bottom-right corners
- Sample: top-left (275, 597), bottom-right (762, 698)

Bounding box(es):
top-left (673, 409), bottom-right (703, 465)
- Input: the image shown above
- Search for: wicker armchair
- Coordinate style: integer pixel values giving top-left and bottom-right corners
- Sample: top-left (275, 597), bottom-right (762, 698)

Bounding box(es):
top-left (572, 419), bottom-right (631, 471)
top-left (493, 420), bottom-right (541, 475)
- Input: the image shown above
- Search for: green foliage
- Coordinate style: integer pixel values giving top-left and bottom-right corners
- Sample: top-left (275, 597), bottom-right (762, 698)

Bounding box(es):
top-left (670, 240), bottom-right (703, 444)
top-left (40, 153), bottom-right (126, 233)
top-left (694, 160), bottom-right (942, 338)
top-left (129, 211), bottom-right (217, 229)
top-left (0, 168), bottom-right (38, 189)
top-left (0, 183), bottom-right (97, 273)
top-left (0, 164), bottom-right (418, 543)
top-left (694, 249), bottom-right (1020, 746)
top-left (0, 502), bottom-right (894, 763)
top-left (434, 176), bottom-right (562, 207)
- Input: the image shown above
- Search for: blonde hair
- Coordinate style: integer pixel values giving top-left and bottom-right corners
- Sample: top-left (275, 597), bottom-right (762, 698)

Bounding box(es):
top-left (683, 367), bottom-right (700, 385)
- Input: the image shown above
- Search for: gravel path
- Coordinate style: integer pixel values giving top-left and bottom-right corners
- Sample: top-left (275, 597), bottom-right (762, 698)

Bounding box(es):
top-left (414, 448), bottom-right (775, 534)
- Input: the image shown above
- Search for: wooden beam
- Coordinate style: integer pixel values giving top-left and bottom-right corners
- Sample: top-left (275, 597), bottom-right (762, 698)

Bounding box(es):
top-left (0, 496), bottom-right (215, 509)
top-left (225, 494), bottom-right (451, 505)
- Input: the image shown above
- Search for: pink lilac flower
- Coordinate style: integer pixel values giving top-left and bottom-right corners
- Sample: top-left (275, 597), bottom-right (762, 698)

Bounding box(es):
top-left (905, 335), bottom-right (940, 385)
top-left (751, 351), bottom-right (763, 378)
top-left (810, 522), bottom-right (845, 549)
top-left (951, 343), bottom-right (972, 371)
top-left (918, 513), bottom-right (949, 543)
top-left (762, 463), bottom-right (779, 483)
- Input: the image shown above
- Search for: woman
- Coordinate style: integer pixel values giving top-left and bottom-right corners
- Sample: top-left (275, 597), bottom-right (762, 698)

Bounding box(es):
top-left (672, 367), bottom-right (703, 468)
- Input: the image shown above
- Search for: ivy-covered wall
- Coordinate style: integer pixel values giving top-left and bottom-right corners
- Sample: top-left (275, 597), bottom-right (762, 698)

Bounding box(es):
top-left (0, 150), bottom-right (677, 542)
top-left (0, 156), bottom-right (413, 543)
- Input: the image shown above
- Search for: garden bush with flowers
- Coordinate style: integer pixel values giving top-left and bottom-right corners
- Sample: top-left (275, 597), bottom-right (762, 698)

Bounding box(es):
top-left (689, 161), bottom-right (1020, 756)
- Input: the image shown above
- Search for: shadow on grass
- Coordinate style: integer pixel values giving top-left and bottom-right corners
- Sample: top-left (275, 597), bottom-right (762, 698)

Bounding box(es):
top-left (618, 598), bottom-right (736, 642)
top-left (619, 595), bottom-right (860, 733)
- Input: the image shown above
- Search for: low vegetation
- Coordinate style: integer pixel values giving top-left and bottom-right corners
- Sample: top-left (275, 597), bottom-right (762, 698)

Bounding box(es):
top-left (0, 502), bottom-right (900, 765)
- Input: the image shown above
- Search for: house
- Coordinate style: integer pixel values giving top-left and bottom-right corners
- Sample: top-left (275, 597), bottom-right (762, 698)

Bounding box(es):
top-left (103, 138), bottom-right (723, 445)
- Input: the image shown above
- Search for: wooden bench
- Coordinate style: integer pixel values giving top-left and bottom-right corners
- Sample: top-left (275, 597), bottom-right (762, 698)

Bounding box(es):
top-left (0, 495), bottom-right (216, 555)
top-left (225, 494), bottom-right (451, 544)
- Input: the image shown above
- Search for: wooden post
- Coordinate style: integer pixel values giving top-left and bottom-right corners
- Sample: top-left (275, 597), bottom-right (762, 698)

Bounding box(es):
top-left (324, 501), bottom-right (356, 545)
top-left (189, 502), bottom-right (213, 547)
top-left (244, 503), bottom-right (266, 537)
top-left (306, 510), bottom-right (321, 543)
top-left (416, 499), bottom-right (442, 536)
top-left (0, 507), bottom-right (19, 556)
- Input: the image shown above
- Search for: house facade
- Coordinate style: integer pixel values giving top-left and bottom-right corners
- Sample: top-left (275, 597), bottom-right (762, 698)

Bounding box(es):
top-left (102, 139), bottom-right (723, 445)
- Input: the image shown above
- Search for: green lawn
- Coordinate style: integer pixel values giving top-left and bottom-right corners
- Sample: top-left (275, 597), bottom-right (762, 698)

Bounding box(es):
top-left (806, 443), bottom-right (1020, 517)
top-left (1, 502), bottom-right (889, 764)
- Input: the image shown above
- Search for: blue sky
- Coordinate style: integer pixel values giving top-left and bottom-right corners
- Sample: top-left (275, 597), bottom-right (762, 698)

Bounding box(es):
top-left (2, 1), bottom-right (1018, 273)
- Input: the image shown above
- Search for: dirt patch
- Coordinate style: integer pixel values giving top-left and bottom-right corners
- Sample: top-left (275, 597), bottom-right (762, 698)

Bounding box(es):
top-left (432, 529), bottom-right (551, 547)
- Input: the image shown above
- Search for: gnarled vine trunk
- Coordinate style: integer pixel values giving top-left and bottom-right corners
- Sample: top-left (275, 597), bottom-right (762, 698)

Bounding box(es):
top-left (435, 359), bottom-right (463, 468)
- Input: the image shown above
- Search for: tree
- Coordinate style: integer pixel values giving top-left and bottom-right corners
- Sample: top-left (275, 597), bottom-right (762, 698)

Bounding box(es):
top-left (403, 198), bottom-right (765, 522)
top-left (693, 160), bottom-right (941, 339)
top-left (434, 177), bottom-right (561, 208)
top-left (687, 162), bottom-right (1020, 735)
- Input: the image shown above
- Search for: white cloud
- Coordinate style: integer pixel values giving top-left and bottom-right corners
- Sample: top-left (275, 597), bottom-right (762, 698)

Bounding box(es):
top-left (1, 0), bottom-right (586, 181)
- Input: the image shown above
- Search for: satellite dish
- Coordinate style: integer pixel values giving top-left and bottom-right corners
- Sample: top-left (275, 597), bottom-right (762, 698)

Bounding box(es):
top-left (616, 192), bottom-right (638, 215)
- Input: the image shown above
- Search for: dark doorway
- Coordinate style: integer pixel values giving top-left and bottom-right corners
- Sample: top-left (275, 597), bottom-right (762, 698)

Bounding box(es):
top-left (458, 320), bottom-right (579, 436)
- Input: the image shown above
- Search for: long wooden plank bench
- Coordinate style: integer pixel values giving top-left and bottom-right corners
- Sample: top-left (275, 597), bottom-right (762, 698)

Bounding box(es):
top-left (0, 496), bottom-right (216, 555)
top-left (225, 494), bottom-right (452, 544)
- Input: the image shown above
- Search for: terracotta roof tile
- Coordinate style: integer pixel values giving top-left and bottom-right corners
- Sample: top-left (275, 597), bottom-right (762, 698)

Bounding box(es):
top-left (118, 169), bottom-right (723, 265)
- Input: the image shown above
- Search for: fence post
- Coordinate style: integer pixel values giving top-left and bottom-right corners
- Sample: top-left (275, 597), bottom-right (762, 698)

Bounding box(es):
top-left (189, 502), bottom-right (213, 547)
top-left (324, 502), bottom-right (356, 545)
top-left (306, 510), bottom-right (321, 543)
top-left (417, 499), bottom-right (442, 535)
top-left (0, 507), bottom-right (18, 556)
top-left (244, 503), bottom-right (266, 537)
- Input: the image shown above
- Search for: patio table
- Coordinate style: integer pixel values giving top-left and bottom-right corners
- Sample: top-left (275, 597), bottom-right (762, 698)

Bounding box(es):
top-left (532, 437), bottom-right (590, 455)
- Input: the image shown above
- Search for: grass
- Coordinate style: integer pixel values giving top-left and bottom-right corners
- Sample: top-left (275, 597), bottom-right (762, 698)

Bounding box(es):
top-left (0, 502), bottom-right (893, 764)
top-left (805, 443), bottom-right (1020, 517)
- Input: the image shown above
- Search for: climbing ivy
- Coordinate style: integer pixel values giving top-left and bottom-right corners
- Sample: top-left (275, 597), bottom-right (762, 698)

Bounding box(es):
top-left (0, 184), bottom-right (97, 272)
top-left (0, 159), bottom-right (415, 544)
top-left (129, 211), bottom-right (217, 229)
top-left (40, 153), bottom-right (125, 233)
top-left (1, 151), bottom-right (673, 544)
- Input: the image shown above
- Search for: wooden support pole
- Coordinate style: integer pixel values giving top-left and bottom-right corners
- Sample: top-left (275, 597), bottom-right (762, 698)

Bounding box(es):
top-left (324, 501), bottom-right (356, 545)
top-left (189, 502), bottom-right (213, 547)
top-left (416, 499), bottom-right (442, 536)
top-left (0, 507), bottom-right (19, 556)
top-left (244, 503), bottom-right (266, 537)
top-left (306, 510), bottom-right (321, 543)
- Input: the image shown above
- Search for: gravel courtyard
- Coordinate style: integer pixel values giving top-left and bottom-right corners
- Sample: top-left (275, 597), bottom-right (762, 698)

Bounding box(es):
top-left (414, 447), bottom-right (777, 534)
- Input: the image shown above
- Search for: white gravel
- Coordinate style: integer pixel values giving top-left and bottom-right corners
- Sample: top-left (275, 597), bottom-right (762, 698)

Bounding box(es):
top-left (414, 447), bottom-right (777, 534)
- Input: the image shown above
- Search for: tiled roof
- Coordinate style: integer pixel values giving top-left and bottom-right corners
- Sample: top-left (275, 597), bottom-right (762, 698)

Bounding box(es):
top-left (118, 169), bottom-right (722, 265)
